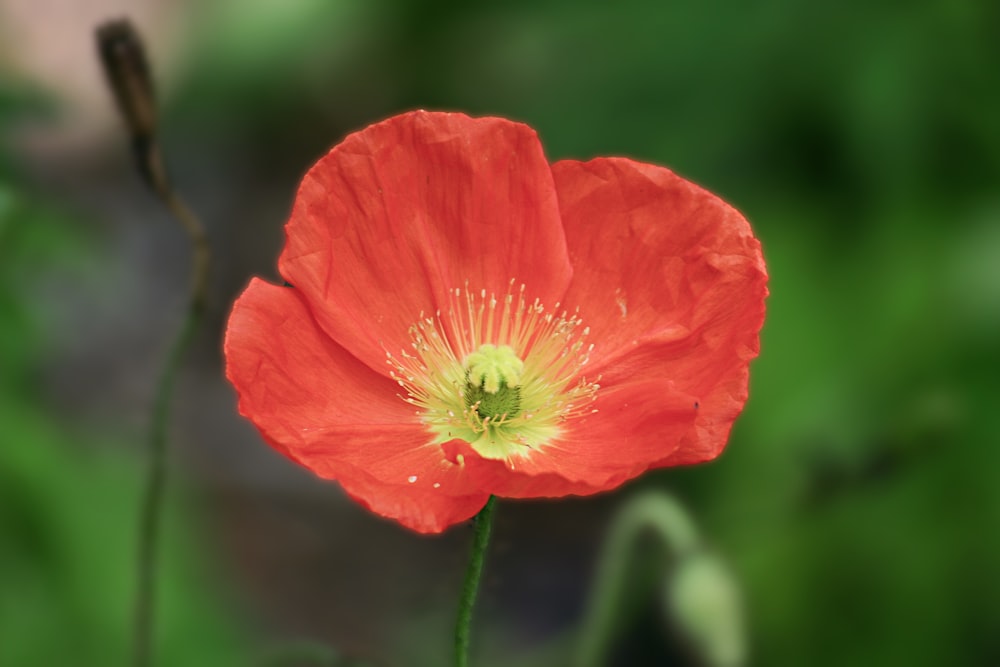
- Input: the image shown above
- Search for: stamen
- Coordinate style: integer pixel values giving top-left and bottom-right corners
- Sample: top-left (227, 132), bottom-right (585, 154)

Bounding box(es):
top-left (386, 282), bottom-right (600, 461)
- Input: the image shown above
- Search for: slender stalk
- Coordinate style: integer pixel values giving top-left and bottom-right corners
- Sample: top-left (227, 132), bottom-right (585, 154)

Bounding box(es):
top-left (131, 264), bottom-right (205, 667)
top-left (575, 492), bottom-right (701, 667)
top-left (131, 194), bottom-right (209, 667)
top-left (455, 496), bottom-right (498, 667)
top-left (130, 194), bottom-right (209, 667)
top-left (95, 20), bottom-right (211, 667)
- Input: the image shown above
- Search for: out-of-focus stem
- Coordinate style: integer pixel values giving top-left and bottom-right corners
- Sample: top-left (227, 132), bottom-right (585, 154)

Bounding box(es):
top-left (575, 492), bottom-right (700, 667)
top-left (95, 18), bottom-right (210, 667)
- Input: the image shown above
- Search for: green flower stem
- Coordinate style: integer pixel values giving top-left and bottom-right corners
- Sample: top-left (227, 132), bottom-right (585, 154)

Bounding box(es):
top-left (575, 492), bottom-right (700, 667)
top-left (128, 112), bottom-right (210, 667)
top-left (132, 274), bottom-right (204, 667)
top-left (455, 496), bottom-right (498, 667)
top-left (131, 192), bottom-right (209, 667)
top-left (95, 19), bottom-right (211, 667)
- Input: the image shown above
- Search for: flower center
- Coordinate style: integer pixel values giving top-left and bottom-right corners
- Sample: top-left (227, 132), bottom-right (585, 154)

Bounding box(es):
top-left (464, 344), bottom-right (523, 420)
top-left (385, 282), bottom-right (600, 462)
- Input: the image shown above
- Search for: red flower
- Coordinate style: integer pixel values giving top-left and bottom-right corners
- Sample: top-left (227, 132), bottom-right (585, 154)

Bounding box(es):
top-left (224, 111), bottom-right (767, 533)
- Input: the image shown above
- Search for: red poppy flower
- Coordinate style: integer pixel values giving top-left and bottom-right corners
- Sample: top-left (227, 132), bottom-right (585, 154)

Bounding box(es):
top-left (224, 111), bottom-right (767, 533)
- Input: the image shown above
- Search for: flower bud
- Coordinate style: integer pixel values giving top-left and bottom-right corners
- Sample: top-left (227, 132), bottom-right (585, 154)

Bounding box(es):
top-left (666, 552), bottom-right (747, 667)
top-left (96, 19), bottom-right (156, 141)
top-left (96, 19), bottom-right (166, 191)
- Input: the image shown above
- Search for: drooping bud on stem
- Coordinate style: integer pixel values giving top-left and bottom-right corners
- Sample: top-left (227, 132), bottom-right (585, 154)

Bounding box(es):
top-left (94, 17), bottom-right (212, 667)
top-left (96, 19), bottom-right (167, 194)
top-left (95, 17), bottom-right (209, 312)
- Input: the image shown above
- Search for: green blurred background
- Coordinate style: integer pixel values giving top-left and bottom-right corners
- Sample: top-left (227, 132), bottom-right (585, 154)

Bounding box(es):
top-left (2, 0), bottom-right (998, 665)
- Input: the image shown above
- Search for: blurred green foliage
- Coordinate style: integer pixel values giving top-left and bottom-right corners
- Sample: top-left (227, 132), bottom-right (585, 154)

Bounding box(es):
top-left (2, 0), bottom-right (999, 665)
top-left (0, 103), bottom-right (246, 665)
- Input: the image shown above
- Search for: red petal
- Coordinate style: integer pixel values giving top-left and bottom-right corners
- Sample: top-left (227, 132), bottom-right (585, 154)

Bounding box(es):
top-left (553, 157), bottom-right (767, 380)
top-left (432, 439), bottom-right (623, 499)
top-left (278, 111), bottom-right (573, 375)
top-left (225, 278), bottom-right (410, 428)
top-left (335, 462), bottom-right (489, 534)
top-left (548, 158), bottom-right (767, 471)
top-left (225, 278), bottom-right (493, 530)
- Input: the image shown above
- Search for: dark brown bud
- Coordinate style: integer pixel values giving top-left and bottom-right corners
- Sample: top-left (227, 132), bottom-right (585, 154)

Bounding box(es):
top-left (96, 19), bottom-right (156, 140)
top-left (96, 19), bottom-right (167, 193)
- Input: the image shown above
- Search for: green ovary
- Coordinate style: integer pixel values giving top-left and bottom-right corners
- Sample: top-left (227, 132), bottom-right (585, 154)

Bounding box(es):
top-left (464, 344), bottom-right (523, 420)
top-left (442, 343), bottom-right (552, 460)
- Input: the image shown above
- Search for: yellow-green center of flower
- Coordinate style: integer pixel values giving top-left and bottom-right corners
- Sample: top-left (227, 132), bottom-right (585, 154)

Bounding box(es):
top-left (386, 282), bottom-right (600, 463)
top-left (464, 344), bottom-right (523, 420)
